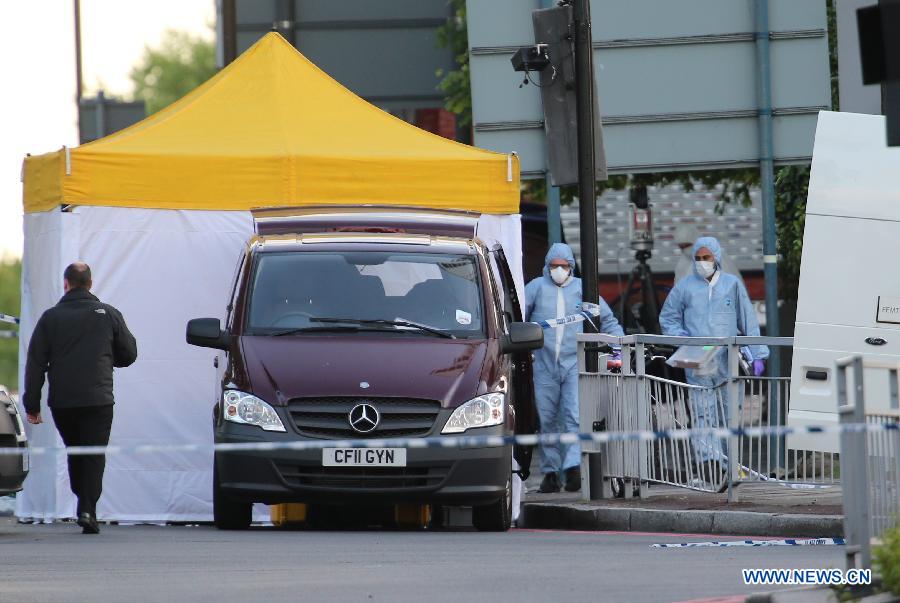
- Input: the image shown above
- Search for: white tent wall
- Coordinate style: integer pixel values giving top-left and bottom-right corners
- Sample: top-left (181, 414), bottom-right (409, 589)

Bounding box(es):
top-left (476, 213), bottom-right (525, 303)
top-left (16, 209), bottom-right (81, 521)
top-left (16, 206), bottom-right (524, 521)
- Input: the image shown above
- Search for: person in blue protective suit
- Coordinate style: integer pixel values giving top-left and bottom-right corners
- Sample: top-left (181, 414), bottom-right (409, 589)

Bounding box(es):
top-left (525, 243), bottom-right (624, 493)
top-left (659, 236), bottom-right (768, 491)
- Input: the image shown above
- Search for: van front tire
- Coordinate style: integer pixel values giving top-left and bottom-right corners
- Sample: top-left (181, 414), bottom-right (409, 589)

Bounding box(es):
top-left (472, 476), bottom-right (512, 532)
top-left (213, 461), bottom-right (252, 530)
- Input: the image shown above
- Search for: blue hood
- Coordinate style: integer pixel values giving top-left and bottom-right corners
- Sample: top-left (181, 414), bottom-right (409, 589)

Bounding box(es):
top-left (542, 243), bottom-right (576, 278)
top-left (692, 236), bottom-right (722, 263)
top-left (692, 236), bottom-right (722, 277)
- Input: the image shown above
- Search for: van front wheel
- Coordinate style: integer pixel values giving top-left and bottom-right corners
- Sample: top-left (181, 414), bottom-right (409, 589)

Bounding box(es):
top-left (472, 476), bottom-right (512, 532)
top-left (213, 461), bottom-right (252, 530)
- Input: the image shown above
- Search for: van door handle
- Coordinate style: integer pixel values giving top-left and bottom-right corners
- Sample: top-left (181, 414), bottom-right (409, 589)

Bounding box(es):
top-left (806, 370), bottom-right (827, 381)
top-left (213, 357), bottom-right (219, 368)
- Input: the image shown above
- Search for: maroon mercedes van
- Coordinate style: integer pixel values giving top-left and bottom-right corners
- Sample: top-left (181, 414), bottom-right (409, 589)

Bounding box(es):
top-left (186, 207), bottom-right (542, 531)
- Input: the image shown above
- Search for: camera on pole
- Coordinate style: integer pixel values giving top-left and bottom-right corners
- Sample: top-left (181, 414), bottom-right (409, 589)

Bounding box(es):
top-left (510, 44), bottom-right (551, 75)
top-left (619, 185), bottom-right (661, 334)
top-left (511, 0), bottom-right (604, 366)
top-left (511, 3), bottom-right (606, 187)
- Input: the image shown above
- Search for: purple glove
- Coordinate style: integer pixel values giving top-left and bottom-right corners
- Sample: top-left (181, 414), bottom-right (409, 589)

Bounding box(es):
top-left (607, 349), bottom-right (622, 370)
top-left (752, 359), bottom-right (765, 377)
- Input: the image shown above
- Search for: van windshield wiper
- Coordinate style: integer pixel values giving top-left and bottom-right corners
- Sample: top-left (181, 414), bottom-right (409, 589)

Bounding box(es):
top-left (269, 325), bottom-right (360, 336)
top-left (312, 317), bottom-right (457, 339)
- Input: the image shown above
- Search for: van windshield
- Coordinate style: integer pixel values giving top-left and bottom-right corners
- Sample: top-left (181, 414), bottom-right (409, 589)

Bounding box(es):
top-left (246, 251), bottom-right (486, 338)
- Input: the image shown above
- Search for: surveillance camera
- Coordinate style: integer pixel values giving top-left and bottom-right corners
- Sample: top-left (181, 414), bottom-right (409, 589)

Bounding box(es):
top-left (510, 45), bottom-right (551, 73)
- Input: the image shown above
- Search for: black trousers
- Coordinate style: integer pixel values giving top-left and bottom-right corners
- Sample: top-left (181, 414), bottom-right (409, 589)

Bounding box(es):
top-left (51, 405), bottom-right (114, 517)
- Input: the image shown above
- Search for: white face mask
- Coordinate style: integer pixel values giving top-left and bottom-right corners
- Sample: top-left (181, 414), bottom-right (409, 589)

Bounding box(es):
top-left (550, 266), bottom-right (570, 285)
top-left (695, 260), bottom-right (716, 278)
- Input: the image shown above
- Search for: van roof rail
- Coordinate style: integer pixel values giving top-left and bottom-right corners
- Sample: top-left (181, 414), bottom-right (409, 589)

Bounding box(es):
top-left (251, 205), bottom-right (480, 239)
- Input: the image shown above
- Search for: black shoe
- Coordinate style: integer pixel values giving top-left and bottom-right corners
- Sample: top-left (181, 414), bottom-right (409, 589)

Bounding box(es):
top-left (703, 461), bottom-right (729, 494)
top-left (538, 472), bottom-right (561, 493)
top-left (716, 463), bottom-right (730, 494)
top-left (77, 512), bottom-right (100, 535)
top-left (563, 467), bottom-right (582, 492)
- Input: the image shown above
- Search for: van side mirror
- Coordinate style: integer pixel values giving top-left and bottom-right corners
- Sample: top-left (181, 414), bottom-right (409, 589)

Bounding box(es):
top-left (186, 318), bottom-right (230, 351)
top-left (502, 322), bottom-right (544, 354)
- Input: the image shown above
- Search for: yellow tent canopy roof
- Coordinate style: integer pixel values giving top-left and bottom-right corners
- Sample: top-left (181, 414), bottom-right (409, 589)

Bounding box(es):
top-left (23, 33), bottom-right (519, 214)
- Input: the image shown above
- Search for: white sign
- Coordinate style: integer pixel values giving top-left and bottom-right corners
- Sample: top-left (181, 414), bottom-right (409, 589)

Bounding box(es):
top-left (467, 0), bottom-right (831, 177)
top-left (877, 296), bottom-right (900, 324)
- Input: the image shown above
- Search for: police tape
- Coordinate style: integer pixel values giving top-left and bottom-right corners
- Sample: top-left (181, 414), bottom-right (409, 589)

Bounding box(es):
top-left (0, 421), bottom-right (895, 457)
top-left (535, 302), bottom-right (604, 330)
top-left (650, 538), bottom-right (845, 549)
top-left (0, 313), bottom-right (20, 326)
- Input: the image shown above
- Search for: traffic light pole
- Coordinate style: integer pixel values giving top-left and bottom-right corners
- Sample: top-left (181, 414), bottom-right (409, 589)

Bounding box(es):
top-left (573, 0), bottom-right (600, 371)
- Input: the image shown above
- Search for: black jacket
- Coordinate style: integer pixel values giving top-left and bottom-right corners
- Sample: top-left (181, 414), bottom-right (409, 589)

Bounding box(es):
top-left (23, 288), bottom-right (137, 415)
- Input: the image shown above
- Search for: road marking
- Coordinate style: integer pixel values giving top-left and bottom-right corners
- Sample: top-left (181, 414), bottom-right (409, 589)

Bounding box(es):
top-left (512, 528), bottom-right (780, 540)
top-left (672, 596), bottom-right (746, 603)
top-left (651, 537), bottom-right (845, 548)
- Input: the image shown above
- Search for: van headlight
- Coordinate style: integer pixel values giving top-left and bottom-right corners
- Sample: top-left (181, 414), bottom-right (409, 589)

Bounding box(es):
top-left (222, 390), bottom-right (286, 432)
top-left (441, 393), bottom-right (505, 434)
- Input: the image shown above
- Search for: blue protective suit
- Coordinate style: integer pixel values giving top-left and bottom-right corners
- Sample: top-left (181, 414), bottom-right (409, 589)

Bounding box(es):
top-left (525, 243), bottom-right (624, 474)
top-left (659, 236), bottom-right (768, 462)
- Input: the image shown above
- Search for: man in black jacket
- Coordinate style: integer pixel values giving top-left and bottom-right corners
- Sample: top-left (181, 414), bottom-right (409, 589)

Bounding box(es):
top-left (23, 262), bottom-right (137, 534)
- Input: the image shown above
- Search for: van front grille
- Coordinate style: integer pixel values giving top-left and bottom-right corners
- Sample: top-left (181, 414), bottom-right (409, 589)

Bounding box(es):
top-left (275, 463), bottom-right (451, 489)
top-left (287, 397), bottom-right (441, 439)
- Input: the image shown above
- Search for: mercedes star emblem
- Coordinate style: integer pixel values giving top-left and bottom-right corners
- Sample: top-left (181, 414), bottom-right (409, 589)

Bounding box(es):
top-left (348, 403), bottom-right (380, 434)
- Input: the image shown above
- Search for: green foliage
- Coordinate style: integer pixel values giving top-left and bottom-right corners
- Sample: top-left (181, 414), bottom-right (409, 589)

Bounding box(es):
top-left (0, 259), bottom-right (22, 390)
top-left (874, 524), bottom-right (900, 595)
top-left (524, 169), bottom-right (758, 210)
top-left (130, 29), bottom-right (217, 115)
top-left (774, 166), bottom-right (808, 301)
top-left (435, 0), bottom-right (471, 128)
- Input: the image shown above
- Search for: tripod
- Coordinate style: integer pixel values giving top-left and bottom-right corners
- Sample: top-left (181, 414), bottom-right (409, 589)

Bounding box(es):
top-left (618, 249), bottom-right (661, 334)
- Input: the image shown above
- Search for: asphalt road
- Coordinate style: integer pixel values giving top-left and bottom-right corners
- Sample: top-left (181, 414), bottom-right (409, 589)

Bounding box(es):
top-left (0, 518), bottom-right (844, 603)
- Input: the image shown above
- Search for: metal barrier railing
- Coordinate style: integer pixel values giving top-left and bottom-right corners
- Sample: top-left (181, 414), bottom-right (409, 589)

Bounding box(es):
top-left (838, 356), bottom-right (900, 571)
top-left (578, 333), bottom-right (836, 501)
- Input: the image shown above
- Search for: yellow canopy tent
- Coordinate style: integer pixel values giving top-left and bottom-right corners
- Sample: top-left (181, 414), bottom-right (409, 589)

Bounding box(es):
top-left (16, 33), bottom-right (526, 522)
top-left (23, 32), bottom-right (519, 215)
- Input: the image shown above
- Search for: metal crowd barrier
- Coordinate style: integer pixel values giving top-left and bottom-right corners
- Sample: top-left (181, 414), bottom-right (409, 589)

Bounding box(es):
top-left (838, 356), bottom-right (900, 571)
top-left (578, 333), bottom-right (834, 502)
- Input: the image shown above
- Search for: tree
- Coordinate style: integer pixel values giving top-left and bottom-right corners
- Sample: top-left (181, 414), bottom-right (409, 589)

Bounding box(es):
top-left (130, 29), bottom-right (217, 115)
top-left (435, 0), bottom-right (471, 129)
top-left (0, 259), bottom-right (22, 390)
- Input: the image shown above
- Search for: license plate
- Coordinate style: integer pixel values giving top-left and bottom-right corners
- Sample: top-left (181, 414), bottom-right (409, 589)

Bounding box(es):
top-left (322, 448), bottom-right (406, 467)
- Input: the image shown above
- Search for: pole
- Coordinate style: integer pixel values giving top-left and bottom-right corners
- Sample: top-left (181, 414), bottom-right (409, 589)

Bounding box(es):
top-left (95, 90), bottom-right (106, 140)
top-left (573, 0), bottom-right (599, 371)
top-left (754, 0), bottom-right (781, 376)
top-left (542, 0), bottom-right (563, 245)
top-left (74, 0), bottom-right (83, 140)
top-left (546, 180), bottom-right (562, 244)
top-left (880, 0), bottom-right (900, 146)
top-left (221, 0), bottom-right (237, 66)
